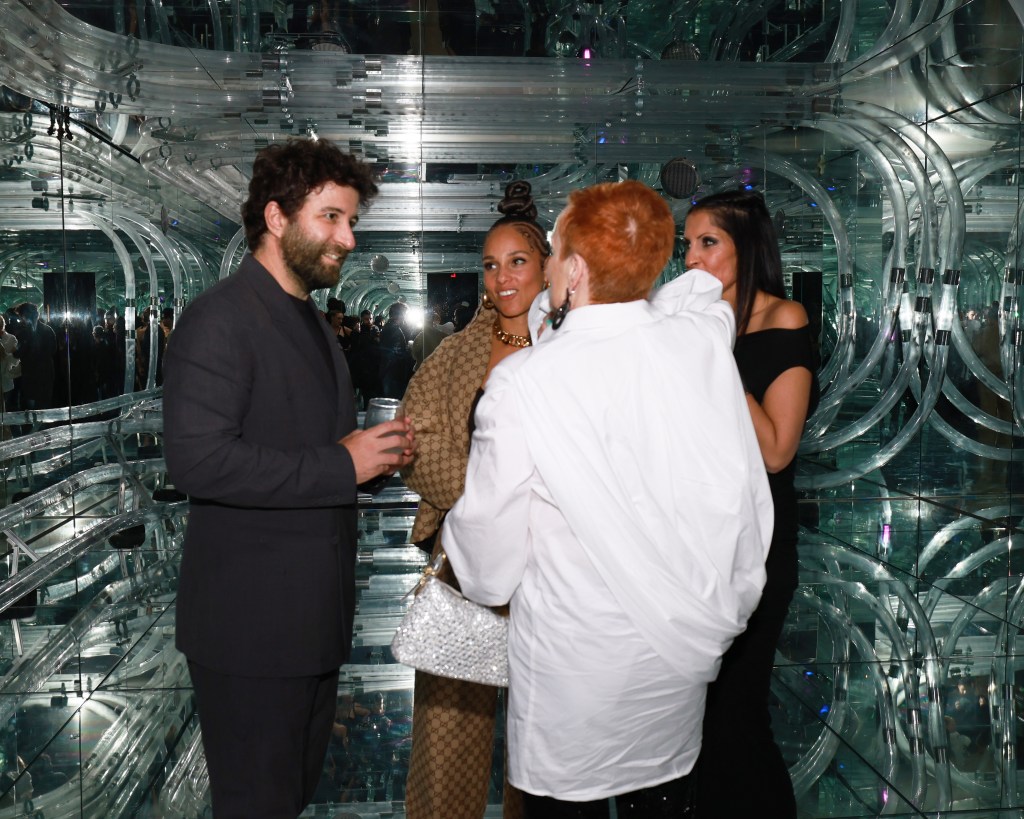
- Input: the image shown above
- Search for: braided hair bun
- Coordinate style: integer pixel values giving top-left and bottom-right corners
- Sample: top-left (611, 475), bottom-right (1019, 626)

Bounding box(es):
top-left (497, 180), bottom-right (538, 222)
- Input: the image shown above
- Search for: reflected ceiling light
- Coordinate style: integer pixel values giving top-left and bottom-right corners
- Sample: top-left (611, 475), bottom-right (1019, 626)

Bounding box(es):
top-left (406, 305), bottom-right (424, 329)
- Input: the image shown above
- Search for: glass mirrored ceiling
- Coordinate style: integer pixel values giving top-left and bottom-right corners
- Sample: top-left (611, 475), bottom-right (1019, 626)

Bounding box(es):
top-left (0, 0), bottom-right (1022, 816)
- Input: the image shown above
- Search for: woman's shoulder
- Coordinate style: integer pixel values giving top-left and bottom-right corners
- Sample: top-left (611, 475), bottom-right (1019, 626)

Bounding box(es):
top-left (753, 296), bottom-right (808, 333)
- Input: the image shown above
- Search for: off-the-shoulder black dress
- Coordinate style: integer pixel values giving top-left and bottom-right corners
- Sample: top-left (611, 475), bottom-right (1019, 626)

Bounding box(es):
top-left (697, 324), bottom-right (819, 818)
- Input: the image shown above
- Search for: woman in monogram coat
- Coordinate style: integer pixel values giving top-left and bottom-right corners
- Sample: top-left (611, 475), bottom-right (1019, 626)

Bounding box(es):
top-left (401, 181), bottom-right (549, 818)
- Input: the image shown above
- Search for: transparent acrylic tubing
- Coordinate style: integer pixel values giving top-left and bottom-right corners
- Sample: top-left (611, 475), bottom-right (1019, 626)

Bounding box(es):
top-left (923, 154), bottom-right (1024, 454)
top-left (0, 458), bottom-right (163, 530)
top-left (8, 6), bottom-right (1015, 464)
top-left (878, 500), bottom-right (1019, 804)
top-left (88, 652), bottom-right (192, 818)
top-left (2, 0), bottom-right (844, 116)
top-left (161, 718), bottom-right (209, 818)
top-left (0, 416), bottom-right (163, 465)
top-left (788, 588), bottom-right (899, 806)
top-left (698, 149), bottom-right (855, 398)
top-left (932, 22), bottom-right (1020, 128)
top-left (798, 113), bottom-right (913, 443)
top-left (0, 499), bottom-right (183, 623)
top-left (0, 547), bottom-right (184, 740)
top-left (796, 102), bottom-right (968, 488)
top-left (806, 98), bottom-right (956, 441)
top-left (839, 0), bottom-right (956, 80)
top-left (799, 542), bottom-right (952, 811)
top-left (915, 503), bottom-right (1024, 804)
top-left (19, 591), bottom-right (189, 819)
top-left (918, 503), bottom-right (1016, 579)
top-left (0, 140), bottom-right (231, 248)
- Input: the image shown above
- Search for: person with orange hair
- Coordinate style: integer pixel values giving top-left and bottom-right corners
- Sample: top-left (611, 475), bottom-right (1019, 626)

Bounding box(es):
top-left (441, 180), bottom-right (773, 818)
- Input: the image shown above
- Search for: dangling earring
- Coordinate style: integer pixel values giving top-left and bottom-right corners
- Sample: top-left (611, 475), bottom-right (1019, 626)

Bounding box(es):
top-left (548, 288), bottom-right (573, 330)
top-left (482, 292), bottom-right (495, 310)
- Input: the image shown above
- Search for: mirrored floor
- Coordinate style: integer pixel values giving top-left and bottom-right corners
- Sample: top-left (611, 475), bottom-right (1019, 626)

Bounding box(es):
top-left (4, 428), bottom-right (1024, 818)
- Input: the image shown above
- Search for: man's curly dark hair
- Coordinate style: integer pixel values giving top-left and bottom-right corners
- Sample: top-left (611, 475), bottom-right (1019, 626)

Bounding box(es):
top-left (242, 139), bottom-right (379, 251)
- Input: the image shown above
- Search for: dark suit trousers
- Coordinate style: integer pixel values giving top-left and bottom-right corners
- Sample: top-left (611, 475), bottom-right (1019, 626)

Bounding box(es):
top-left (188, 660), bottom-right (339, 818)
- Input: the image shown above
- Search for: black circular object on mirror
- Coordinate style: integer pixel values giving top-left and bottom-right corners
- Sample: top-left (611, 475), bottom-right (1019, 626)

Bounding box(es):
top-left (661, 40), bottom-right (701, 60)
top-left (660, 158), bottom-right (700, 199)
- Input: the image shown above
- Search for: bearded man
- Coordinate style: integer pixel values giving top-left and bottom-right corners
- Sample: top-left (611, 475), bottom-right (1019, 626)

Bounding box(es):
top-left (163, 139), bottom-right (415, 818)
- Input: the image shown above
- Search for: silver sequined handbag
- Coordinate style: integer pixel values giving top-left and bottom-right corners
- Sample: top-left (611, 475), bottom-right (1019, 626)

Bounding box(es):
top-left (391, 551), bottom-right (509, 687)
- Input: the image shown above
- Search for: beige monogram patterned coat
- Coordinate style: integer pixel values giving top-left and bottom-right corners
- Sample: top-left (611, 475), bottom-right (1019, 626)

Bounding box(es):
top-left (399, 303), bottom-right (523, 819)
top-left (401, 304), bottom-right (493, 551)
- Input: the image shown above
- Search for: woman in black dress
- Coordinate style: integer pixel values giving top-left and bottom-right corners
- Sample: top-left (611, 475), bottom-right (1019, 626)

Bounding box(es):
top-left (683, 189), bottom-right (819, 818)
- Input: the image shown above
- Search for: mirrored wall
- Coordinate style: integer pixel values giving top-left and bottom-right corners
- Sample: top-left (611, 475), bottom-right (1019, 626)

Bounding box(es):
top-left (0, 0), bottom-right (1023, 815)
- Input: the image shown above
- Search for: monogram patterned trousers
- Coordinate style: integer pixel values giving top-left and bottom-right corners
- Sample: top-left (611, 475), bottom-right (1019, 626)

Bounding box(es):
top-left (405, 669), bottom-right (523, 819)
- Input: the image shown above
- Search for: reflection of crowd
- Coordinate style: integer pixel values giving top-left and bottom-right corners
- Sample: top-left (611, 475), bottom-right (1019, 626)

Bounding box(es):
top-left (135, 307), bottom-right (174, 390)
top-left (320, 299), bottom-right (422, 409)
top-left (0, 303), bottom-right (134, 420)
top-left (941, 675), bottom-right (993, 773)
top-left (939, 303), bottom-right (1012, 491)
top-left (318, 299), bottom-right (481, 410)
top-left (312, 691), bottom-right (412, 805)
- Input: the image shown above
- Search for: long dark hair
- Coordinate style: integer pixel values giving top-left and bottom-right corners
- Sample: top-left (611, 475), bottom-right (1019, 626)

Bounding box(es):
top-left (687, 189), bottom-right (786, 334)
top-left (486, 180), bottom-right (551, 258)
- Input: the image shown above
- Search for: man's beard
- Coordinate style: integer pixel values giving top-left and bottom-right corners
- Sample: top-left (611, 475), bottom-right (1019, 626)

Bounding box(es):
top-left (281, 222), bottom-right (349, 293)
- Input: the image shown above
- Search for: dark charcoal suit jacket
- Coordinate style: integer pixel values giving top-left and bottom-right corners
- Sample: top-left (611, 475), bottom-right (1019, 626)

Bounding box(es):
top-left (163, 255), bottom-right (359, 678)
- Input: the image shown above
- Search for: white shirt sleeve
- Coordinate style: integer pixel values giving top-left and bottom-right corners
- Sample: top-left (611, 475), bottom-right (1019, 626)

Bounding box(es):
top-left (442, 364), bottom-right (534, 606)
top-left (650, 270), bottom-right (735, 348)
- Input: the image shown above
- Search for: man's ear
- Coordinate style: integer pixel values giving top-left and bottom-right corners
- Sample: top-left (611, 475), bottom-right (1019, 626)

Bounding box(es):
top-left (264, 200), bottom-right (289, 239)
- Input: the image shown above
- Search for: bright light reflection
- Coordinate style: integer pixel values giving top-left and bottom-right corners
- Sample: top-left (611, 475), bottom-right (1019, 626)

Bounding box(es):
top-left (406, 306), bottom-right (424, 329)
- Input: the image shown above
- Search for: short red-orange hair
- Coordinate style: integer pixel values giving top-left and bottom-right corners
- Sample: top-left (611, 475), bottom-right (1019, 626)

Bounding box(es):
top-left (557, 180), bottom-right (675, 304)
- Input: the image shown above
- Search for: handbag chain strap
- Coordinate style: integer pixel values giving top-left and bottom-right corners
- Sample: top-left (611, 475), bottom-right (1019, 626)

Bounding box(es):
top-left (404, 549), bottom-right (448, 599)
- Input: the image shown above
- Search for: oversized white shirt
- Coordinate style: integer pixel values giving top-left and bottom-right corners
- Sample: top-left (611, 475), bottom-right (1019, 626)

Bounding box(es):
top-left (443, 271), bottom-right (773, 801)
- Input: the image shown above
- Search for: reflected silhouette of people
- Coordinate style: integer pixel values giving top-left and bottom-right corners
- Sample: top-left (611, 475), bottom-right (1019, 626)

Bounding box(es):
top-left (15, 303), bottom-right (56, 414)
top-left (378, 302), bottom-right (414, 398)
top-left (972, 307), bottom-right (1011, 493)
top-left (93, 323), bottom-right (119, 400)
top-left (0, 315), bottom-right (19, 416)
top-left (139, 307), bottom-right (173, 388)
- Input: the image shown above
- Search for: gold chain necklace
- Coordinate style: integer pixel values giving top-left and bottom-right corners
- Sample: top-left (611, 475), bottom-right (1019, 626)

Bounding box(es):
top-left (492, 319), bottom-right (531, 348)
